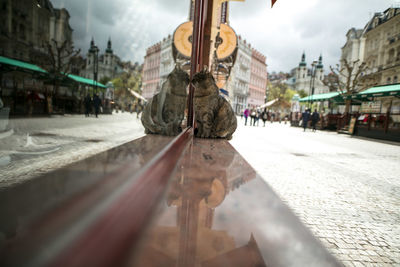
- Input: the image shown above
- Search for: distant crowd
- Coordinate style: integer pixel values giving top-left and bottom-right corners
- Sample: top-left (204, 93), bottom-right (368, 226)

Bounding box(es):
top-left (242, 108), bottom-right (289, 127)
top-left (241, 107), bottom-right (320, 132)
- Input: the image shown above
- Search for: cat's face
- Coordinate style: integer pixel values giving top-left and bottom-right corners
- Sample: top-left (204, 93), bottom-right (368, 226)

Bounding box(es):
top-left (168, 66), bottom-right (189, 96)
top-left (192, 70), bottom-right (217, 96)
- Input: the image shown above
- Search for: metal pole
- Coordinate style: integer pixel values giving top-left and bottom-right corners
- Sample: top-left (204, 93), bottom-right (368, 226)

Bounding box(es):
top-left (308, 65), bottom-right (313, 109)
top-left (187, 0), bottom-right (209, 127)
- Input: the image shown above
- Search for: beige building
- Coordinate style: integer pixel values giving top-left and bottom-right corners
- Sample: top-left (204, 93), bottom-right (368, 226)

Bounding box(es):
top-left (142, 42), bottom-right (161, 99)
top-left (293, 53), bottom-right (328, 95)
top-left (340, 28), bottom-right (365, 87)
top-left (82, 38), bottom-right (123, 81)
top-left (360, 8), bottom-right (400, 87)
top-left (0, 0), bottom-right (73, 64)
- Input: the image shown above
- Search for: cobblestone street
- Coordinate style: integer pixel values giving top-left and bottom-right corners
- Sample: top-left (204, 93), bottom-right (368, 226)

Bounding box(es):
top-left (230, 120), bottom-right (400, 267)
top-left (1, 115), bottom-right (399, 266)
top-left (0, 113), bottom-right (144, 188)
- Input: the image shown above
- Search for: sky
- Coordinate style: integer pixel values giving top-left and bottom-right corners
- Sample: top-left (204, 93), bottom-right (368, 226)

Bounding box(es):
top-left (51, 0), bottom-right (396, 73)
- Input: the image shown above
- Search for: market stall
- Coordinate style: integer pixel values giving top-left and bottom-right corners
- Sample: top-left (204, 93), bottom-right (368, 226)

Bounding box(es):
top-left (352, 84), bottom-right (400, 141)
top-left (299, 92), bottom-right (347, 129)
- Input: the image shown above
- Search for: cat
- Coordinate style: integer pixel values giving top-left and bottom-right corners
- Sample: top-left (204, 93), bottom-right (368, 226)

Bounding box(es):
top-left (192, 68), bottom-right (237, 140)
top-left (141, 65), bottom-right (189, 136)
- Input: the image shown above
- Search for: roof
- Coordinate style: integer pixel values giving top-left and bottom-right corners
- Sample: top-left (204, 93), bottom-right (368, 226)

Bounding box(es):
top-left (354, 83), bottom-right (400, 99)
top-left (299, 92), bottom-right (343, 102)
top-left (64, 73), bottom-right (106, 88)
top-left (0, 56), bottom-right (48, 74)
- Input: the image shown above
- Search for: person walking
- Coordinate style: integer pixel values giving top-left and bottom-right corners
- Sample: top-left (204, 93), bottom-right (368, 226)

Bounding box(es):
top-left (250, 108), bottom-right (256, 126)
top-left (84, 94), bottom-right (92, 117)
top-left (261, 108), bottom-right (268, 127)
top-left (301, 109), bottom-right (311, 131)
top-left (93, 94), bottom-right (101, 118)
top-left (244, 108), bottom-right (250, 126)
top-left (311, 109), bottom-right (320, 132)
top-left (256, 109), bottom-right (261, 126)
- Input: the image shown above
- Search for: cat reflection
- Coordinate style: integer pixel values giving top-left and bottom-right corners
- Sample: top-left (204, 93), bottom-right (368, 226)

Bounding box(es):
top-left (141, 65), bottom-right (189, 136)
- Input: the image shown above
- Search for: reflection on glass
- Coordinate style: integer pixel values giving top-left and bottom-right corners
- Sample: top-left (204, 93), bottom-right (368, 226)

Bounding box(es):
top-left (0, 0), bottom-right (151, 186)
top-left (129, 139), bottom-right (265, 267)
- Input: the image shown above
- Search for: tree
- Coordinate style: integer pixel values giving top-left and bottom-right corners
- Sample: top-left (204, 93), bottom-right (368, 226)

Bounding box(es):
top-left (266, 82), bottom-right (292, 110)
top-left (329, 59), bottom-right (368, 114)
top-left (100, 76), bottom-right (111, 85)
top-left (111, 67), bottom-right (142, 110)
top-left (298, 89), bottom-right (308, 98)
top-left (31, 39), bottom-right (81, 113)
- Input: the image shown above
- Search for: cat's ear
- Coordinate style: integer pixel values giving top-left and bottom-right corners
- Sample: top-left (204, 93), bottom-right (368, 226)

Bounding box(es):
top-left (175, 63), bottom-right (181, 70)
top-left (202, 65), bottom-right (208, 73)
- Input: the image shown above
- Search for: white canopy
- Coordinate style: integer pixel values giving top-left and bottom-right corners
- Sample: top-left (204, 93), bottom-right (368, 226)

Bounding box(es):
top-left (129, 89), bottom-right (148, 103)
top-left (259, 98), bottom-right (278, 109)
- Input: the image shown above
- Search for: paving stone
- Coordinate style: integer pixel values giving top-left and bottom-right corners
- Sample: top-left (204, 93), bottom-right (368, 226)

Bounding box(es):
top-left (230, 123), bottom-right (400, 267)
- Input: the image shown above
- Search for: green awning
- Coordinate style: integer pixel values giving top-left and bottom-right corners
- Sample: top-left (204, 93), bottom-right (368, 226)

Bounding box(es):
top-left (353, 84), bottom-right (400, 99)
top-left (0, 56), bottom-right (48, 74)
top-left (64, 73), bottom-right (106, 88)
top-left (299, 92), bottom-right (343, 102)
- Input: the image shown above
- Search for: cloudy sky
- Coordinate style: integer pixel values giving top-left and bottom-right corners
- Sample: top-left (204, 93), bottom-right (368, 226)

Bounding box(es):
top-left (52, 0), bottom-right (395, 73)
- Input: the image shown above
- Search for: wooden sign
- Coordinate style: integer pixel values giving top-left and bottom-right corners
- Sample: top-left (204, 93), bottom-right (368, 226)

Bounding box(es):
top-left (173, 21), bottom-right (237, 60)
top-left (348, 117), bottom-right (356, 135)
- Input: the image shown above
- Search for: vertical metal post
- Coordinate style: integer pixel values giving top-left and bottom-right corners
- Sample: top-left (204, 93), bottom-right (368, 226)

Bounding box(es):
top-left (187, 0), bottom-right (211, 128)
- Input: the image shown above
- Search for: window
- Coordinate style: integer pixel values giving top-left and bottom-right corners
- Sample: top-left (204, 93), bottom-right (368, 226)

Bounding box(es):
top-left (387, 77), bottom-right (391, 84)
top-left (394, 76), bottom-right (398, 84)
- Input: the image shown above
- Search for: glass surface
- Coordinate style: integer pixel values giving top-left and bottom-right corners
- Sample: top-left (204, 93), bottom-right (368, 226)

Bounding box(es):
top-left (127, 139), bottom-right (340, 267)
top-left (0, 0), bottom-right (188, 187)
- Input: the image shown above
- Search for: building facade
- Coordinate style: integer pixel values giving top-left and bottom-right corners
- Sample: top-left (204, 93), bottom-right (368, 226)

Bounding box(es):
top-left (248, 48), bottom-right (267, 108)
top-left (142, 42), bottom-right (161, 99)
top-left (340, 28), bottom-right (365, 87)
top-left (82, 38), bottom-right (123, 81)
top-left (360, 8), bottom-right (400, 87)
top-left (0, 0), bottom-right (73, 63)
top-left (159, 35), bottom-right (174, 88)
top-left (293, 53), bottom-right (328, 95)
top-left (226, 36), bottom-right (252, 114)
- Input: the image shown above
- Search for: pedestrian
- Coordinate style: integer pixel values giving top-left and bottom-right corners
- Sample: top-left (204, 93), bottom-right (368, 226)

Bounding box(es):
top-left (311, 109), bottom-right (320, 132)
top-left (84, 94), bottom-right (91, 117)
top-left (93, 94), bottom-right (101, 118)
top-left (244, 108), bottom-right (250, 126)
top-left (301, 109), bottom-right (311, 131)
top-left (261, 108), bottom-right (268, 127)
top-left (250, 108), bottom-right (256, 126)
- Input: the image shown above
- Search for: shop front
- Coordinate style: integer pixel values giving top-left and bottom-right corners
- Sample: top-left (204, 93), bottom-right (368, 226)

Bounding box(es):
top-left (352, 84), bottom-right (400, 142)
top-left (298, 92), bottom-right (348, 130)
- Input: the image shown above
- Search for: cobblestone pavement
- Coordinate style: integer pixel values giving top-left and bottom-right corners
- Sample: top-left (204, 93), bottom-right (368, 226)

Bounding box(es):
top-left (0, 113), bottom-right (145, 188)
top-left (230, 120), bottom-right (400, 267)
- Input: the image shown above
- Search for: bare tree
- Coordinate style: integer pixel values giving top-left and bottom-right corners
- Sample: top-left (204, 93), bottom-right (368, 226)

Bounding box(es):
top-left (31, 39), bottom-right (80, 113)
top-left (329, 59), bottom-right (368, 114)
top-left (44, 39), bottom-right (81, 96)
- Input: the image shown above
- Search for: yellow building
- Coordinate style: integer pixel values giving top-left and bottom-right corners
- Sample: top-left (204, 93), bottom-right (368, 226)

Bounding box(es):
top-left (361, 8), bottom-right (400, 87)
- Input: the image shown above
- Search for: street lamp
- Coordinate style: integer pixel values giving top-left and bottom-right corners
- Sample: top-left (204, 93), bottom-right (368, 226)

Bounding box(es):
top-left (93, 45), bottom-right (99, 96)
top-left (308, 60), bottom-right (318, 109)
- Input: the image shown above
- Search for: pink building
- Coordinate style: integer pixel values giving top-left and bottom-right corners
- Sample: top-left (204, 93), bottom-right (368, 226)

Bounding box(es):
top-left (248, 49), bottom-right (267, 108)
top-left (142, 42), bottom-right (161, 99)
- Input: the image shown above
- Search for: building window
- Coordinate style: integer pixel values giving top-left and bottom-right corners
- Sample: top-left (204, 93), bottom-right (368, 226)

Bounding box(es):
top-left (394, 76), bottom-right (398, 84)
top-left (387, 77), bottom-right (391, 84)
